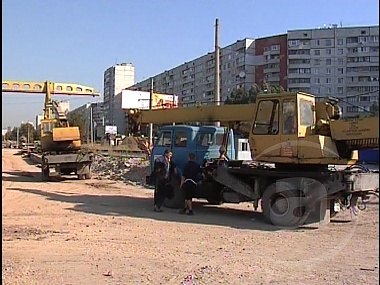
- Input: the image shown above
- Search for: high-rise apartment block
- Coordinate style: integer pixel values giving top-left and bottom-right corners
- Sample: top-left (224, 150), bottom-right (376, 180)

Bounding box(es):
top-left (103, 63), bottom-right (135, 125)
top-left (287, 25), bottom-right (379, 116)
top-left (130, 25), bottom-right (378, 117)
top-left (132, 39), bottom-right (256, 107)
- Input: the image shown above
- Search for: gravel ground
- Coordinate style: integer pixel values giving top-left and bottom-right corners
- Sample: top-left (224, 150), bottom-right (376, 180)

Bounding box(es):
top-left (2, 148), bottom-right (379, 285)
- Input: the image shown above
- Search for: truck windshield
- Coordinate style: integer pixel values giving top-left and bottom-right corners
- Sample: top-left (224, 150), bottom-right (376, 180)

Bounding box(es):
top-left (197, 132), bottom-right (226, 147)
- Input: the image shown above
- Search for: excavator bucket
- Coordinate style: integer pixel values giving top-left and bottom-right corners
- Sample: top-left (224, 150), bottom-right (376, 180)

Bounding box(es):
top-left (53, 127), bottom-right (80, 142)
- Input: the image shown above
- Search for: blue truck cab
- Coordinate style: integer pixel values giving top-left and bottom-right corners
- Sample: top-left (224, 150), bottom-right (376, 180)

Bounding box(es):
top-left (150, 125), bottom-right (235, 176)
top-left (148, 124), bottom-right (252, 208)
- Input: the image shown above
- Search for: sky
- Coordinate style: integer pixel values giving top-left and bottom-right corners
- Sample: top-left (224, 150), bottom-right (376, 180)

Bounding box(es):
top-left (2, 0), bottom-right (379, 128)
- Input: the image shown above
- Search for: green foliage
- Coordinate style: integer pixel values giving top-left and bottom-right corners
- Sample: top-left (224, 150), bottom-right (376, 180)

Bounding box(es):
top-left (225, 88), bottom-right (252, 104)
top-left (6, 123), bottom-right (36, 143)
top-left (68, 112), bottom-right (86, 137)
top-left (225, 83), bottom-right (286, 104)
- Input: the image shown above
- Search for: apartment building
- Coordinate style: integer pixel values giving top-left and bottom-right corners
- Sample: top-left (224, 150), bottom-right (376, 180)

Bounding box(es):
top-left (129, 25), bottom-right (378, 117)
top-left (287, 25), bottom-right (379, 117)
top-left (254, 34), bottom-right (288, 89)
top-left (103, 63), bottom-right (135, 125)
top-left (131, 39), bottom-right (256, 106)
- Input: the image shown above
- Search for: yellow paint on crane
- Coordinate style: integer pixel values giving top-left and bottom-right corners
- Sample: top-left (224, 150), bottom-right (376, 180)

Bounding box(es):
top-left (2, 80), bottom-right (101, 97)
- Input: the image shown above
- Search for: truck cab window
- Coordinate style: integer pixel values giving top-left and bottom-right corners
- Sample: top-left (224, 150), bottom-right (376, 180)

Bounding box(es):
top-left (283, 99), bottom-right (297, 134)
top-left (253, 100), bottom-right (279, 135)
top-left (174, 131), bottom-right (188, 147)
top-left (198, 133), bottom-right (214, 147)
top-left (156, 131), bottom-right (172, 147)
top-left (299, 99), bottom-right (314, 126)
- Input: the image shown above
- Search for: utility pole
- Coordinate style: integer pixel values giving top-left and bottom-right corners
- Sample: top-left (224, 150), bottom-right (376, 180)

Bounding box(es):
top-left (148, 78), bottom-right (154, 147)
top-left (90, 105), bottom-right (94, 145)
top-left (214, 18), bottom-right (221, 127)
top-left (16, 127), bottom-right (19, 148)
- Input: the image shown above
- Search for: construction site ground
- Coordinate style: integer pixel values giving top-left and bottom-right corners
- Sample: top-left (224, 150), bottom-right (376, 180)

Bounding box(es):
top-left (2, 148), bottom-right (379, 285)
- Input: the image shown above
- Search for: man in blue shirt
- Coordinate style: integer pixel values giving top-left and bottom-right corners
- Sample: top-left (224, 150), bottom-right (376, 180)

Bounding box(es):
top-left (179, 152), bottom-right (202, 215)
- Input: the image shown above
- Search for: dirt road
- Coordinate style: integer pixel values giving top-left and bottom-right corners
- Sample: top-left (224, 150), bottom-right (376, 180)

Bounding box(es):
top-left (2, 148), bottom-right (379, 285)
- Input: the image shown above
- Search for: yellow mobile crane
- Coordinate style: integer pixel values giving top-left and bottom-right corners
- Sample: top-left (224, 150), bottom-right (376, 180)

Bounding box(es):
top-left (2, 80), bottom-right (100, 180)
top-left (134, 91), bottom-right (379, 227)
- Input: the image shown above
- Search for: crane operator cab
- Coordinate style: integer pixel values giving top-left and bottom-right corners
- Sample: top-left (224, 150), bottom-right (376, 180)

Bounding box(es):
top-left (250, 92), bottom-right (349, 167)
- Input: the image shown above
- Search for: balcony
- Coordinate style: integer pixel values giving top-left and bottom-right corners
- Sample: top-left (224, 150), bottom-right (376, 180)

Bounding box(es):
top-left (287, 73), bottom-right (311, 78)
top-left (263, 67), bottom-right (280, 74)
top-left (288, 53), bottom-right (311, 59)
top-left (287, 82), bottom-right (311, 89)
top-left (263, 49), bottom-right (281, 56)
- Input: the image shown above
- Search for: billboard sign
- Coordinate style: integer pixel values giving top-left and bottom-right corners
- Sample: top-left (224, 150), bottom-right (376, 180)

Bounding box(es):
top-left (121, 90), bottom-right (178, 110)
top-left (105, 125), bottom-right (117, 135)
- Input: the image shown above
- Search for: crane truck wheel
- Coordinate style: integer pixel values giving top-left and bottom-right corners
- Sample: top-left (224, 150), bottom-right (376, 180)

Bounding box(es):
top-left (163, 174), bottom-right (184, 209)
top-left (41, 160), bottom-right (50, 182)
top-left (262, 182), bottom-right (310, 228)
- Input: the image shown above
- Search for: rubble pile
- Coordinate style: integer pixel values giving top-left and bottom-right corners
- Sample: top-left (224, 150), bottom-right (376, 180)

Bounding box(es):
top-left (91, 154), bottom-right (151, 186)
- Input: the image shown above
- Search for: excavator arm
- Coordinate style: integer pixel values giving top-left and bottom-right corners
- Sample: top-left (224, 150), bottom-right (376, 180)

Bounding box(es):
top-left (2, 80), bottom-right (101, 151)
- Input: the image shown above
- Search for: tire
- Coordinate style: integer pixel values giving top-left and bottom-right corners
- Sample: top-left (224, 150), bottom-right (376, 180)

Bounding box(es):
top-left (262, 181), bottom-right (310, 228)
top-left (329, 199), bottom-right (339, 218)
top-left (78, 174), bottom-right (86, 180)
top-left (163, 175), bottom-right (184, 209)
top-left (85, 172), bottom-right (92, 179)
top-left (41, 162), bottom-right (50, 182)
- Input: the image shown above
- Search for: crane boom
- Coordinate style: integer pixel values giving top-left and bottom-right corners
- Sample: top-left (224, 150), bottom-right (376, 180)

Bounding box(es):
top-left (137, 103), bottom-right (255, 124)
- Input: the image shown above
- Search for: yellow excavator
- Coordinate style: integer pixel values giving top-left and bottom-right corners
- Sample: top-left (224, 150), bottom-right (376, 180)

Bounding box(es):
top-left (2, 80), bottom-right (100, 180)
top-left (133, 91), bottom-right (379, 228)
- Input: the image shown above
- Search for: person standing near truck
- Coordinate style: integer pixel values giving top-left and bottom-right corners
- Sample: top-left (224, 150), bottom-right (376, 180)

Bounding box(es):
top-left (179, 152), bottom-right (202, 215)
top-left (153, 149), bottom-right (176, 212)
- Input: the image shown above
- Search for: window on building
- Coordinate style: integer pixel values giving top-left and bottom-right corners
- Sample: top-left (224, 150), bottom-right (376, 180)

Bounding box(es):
top-left (312, 68), bottom-right (319, 74)
top-left (326, 59), bottom-right (332, 65)
top-left (338, 78), bottom-right (344, 83)
top-left (288, 40), bottom-right (300, 47)
top-left (326, 49), bottom-right (332, 55)
top-left (325, 39), bottom-right (332, 46)
top-left (314, 59), bottom-right (321, 65)
top-left (314, 78), bottom-right (320, 84)
top-left (326, 78), bottom-right (331, 84)
top-left (370, 35), bottom-right (379, 43)
top-left (326, 87), bottom-right (332, 94)
top-left (338, 68), bottom-right (344, 74)
top-left (337, 87), bottom-right (344, 94)
top-left (338, 58), bottom-right (344, 65)
top-left (314, 50), bottom-right (320, 55)
top-left (337, 38), bottom-right (344, 45)
top-left (271, 44), bottom-right (280, 51)
top-left (338, 48), bottom-right (344, 55)
top-left (326, 68), bottom-right (332, 74)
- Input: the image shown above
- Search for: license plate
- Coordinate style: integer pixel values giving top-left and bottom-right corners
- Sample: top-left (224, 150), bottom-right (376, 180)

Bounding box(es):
top-left (334, 202), bottom-right (341, 212)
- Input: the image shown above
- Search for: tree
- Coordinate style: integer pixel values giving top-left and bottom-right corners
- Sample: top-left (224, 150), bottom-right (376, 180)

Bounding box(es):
top-left (67, 112), bottom-right (87, 141)
top-left (225, 88), bottom-right (252, 104)
top-left (8, 122), bottom-right (36, 143)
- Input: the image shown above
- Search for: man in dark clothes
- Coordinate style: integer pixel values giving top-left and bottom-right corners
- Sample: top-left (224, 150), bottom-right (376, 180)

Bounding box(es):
top-left (153, 149), bottom-right (176, 212)
top-left (179, 152), bottom-right (202, 215)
